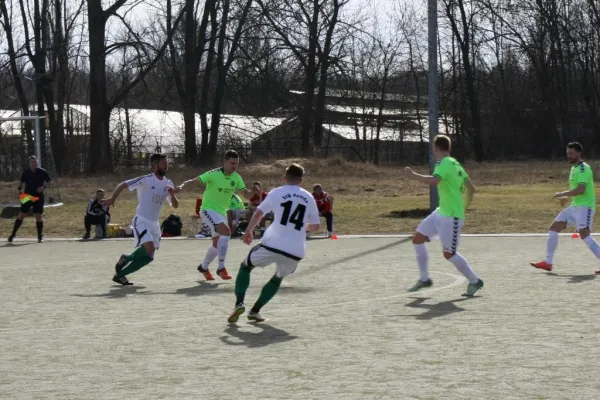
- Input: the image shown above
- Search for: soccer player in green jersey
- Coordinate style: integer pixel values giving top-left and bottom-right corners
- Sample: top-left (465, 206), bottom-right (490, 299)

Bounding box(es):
top-left (179, 150), bottom-right (256, 280)
top-left (530, 142), bottom-right (600, 273)
top-left (403, 135), bottom-right (484, 297)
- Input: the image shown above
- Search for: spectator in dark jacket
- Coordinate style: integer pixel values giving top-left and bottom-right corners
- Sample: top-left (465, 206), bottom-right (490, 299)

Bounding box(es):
top-left (83, 189), bottom-right (110, 239)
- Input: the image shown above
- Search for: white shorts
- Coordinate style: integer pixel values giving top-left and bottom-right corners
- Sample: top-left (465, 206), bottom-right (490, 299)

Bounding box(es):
top-left (200, 209), bottom-right (227, 237)
top-left (416, 210), bottom-right (465, 254)
top-left (245, 244), bottom-right (301, 278)
top-left (133, 215), bottom-right (161, 249)
top-left (555, 206), bottom-right (594, 231)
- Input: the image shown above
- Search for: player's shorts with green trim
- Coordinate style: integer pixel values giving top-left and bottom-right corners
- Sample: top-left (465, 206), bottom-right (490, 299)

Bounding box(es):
top-left (245, 244), bottom-right (300, 278)
top-left (133, 215), bottom-right (161, 249)
top-left (555, 206), bottom-right (595, 231)
top-left (417, 209), bottom-right (465, 254)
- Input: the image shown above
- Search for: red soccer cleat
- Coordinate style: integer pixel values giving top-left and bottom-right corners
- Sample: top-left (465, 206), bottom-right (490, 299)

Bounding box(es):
top-left (217, 267), bottom-right (232, 280)
top-left (530, 261), bottom-right (553, 271)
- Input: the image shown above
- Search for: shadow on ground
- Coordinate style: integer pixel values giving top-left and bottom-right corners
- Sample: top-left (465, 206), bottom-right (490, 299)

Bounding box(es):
top-left (545, 272), bottom-right (597, 283)
top-left (219, 323), bottom-right (298, 348)
top-left (385, 297), bottom-right (473, 320)
top-left (71, 285), bottom-right (149, 299)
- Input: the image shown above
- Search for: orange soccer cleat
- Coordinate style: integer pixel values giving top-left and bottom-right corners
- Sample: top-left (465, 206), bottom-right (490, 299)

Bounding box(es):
top-left (530, 261), bottom-right (553, 272)
top-left (217, 268), bottom-right (232, 280)
top-left (198, 265), bottom-right (215, 281)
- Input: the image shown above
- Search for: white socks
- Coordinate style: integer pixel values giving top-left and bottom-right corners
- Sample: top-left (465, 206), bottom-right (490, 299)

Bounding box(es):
top-left (583, 236), bottom-right (600, 260)
top-left (201, 245), bottom-right (218, 269)
top-left (449, 253), bottom-right (479, 284)
top-left (413, 243), bottom-right (429, 282)
top-left (545, 231), bottom-right (559, 264)
top-left (217, 235), bottom-right (231, 269)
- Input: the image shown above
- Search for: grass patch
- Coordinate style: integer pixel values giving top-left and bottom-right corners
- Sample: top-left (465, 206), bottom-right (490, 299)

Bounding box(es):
top-left (1, 158), bottom-right (597, 237)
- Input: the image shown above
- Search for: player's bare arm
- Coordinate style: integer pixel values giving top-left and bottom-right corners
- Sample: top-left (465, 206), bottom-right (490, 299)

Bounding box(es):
top-left (178, 177), bottom-right (203, 191)
top-left (168, 187), bottom-right (180, 209)
top-left (464, 178), bottom-right (476, 209)
top-left (239, 184), bottom-right (258, 200)
top-left (553, 183), bottom-right (586, 199)
top-left (403, 167), bottom-right (441, 186)
top-left (242, 209), bottom-right (266, 244)
top-left (306, 223), bottom-right (321, 232)
top-left (104, 181), bottom-right (128, 207)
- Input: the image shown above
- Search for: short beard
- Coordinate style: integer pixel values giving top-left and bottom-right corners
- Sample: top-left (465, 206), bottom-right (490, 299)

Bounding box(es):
top-left (155, 168), bottom-right (167, 177)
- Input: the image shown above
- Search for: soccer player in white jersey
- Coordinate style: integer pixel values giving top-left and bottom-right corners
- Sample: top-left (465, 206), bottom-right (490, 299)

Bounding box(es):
top-left (227, 163), bottom-right (321, 323)
top-left (104, 154), bottom-right (180, 285)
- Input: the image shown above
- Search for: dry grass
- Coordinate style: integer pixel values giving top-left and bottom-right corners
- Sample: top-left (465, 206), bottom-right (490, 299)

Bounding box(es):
top-left (1, 158), bottom-right (598, 238)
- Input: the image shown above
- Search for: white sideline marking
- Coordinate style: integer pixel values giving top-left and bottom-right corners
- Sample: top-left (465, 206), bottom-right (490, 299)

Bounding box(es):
top-left (0, 232), bottom-right (594, 243)
top-left (0, 270), bottom-right (465, 334)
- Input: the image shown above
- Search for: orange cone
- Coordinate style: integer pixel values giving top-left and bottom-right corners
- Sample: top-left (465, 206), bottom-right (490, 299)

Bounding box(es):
top-left (330, 234), bottom-right (338, 240)
top-left (572, 233), bottom-right (579, 239)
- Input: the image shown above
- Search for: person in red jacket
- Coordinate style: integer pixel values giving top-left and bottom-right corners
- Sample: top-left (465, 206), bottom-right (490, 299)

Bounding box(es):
top-left (247, 182), bottom-right (270, 233)
top-left (312, 184), bottom-right (334, 237)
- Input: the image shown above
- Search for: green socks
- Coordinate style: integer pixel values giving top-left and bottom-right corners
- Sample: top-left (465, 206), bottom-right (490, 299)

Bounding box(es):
top-left (251, 275), bottom-right (282, 313)
top-left (235, 263), bottom-right (252, 305)
top-left (118, 247), bottom-right (154, 277)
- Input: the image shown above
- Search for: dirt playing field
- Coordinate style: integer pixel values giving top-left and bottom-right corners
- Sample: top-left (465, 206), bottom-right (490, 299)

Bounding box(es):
top-left (2, 159), bottom-right (600, 238)
top-left (1, 236), bottom-right (599, 399)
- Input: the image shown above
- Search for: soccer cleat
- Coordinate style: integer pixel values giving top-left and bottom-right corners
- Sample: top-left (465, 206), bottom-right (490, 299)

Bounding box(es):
top-left (115, 254), bottom-right (129, 274)
top-left (595, 267), bottom-right (600, 275)
top-left (7, 235), bottom-right (14, 243)
top-left (198, 265), bottom-right (215, 281)
top-left (247, 311), bottom-right (265, 322)
top-left (38, 236), bottom-right (43, 243)
top-left (530, 261), bottom-right (553, 271)
top-left (217, 267), bottom-right (232, 280)
top-left (462, 279), bottom-right (484, 297)
top-left (112, 274), bottom-right (133, 285)
top-left (408, 279), bottom-right (433, 292)
top-left (83, 232), bottom-right (91, 240)
top-left (227, 304), bottom-right (246, 324)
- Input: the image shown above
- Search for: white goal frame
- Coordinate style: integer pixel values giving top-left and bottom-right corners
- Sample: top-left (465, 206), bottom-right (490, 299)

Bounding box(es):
top-left (0, 115), bottom-right (45, 167)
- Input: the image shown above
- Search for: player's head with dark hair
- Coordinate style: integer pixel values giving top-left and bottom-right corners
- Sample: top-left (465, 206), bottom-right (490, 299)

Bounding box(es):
top-left (434, 135), bottom-right (451, 152)
top-left (285, 163), bottom-right (304, 185)
top-left (28, 155), bottom-right (38, 169)
top-left (313, 183), bottom-right (323, 195)
top-left (96, 189), bottom-right (105, 200)
top-left (566, 142), bottom-right (584, 164)
top-left (223, 149), bottom-right (240, 173)
top-left (149, 153), bottom-right (168, 176)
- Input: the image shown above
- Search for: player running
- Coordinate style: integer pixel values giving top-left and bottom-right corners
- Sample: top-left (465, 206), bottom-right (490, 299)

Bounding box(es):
top-left (178, 150), bottom-right (255, 280)
top-left (403, 135), bottom-right (484, 297)
top-left (530, 142), bottom-right (600, 273)
top-left (227, 163), bottom-right (320, 323)
top-left (104, 153), bottom-right (179, 285)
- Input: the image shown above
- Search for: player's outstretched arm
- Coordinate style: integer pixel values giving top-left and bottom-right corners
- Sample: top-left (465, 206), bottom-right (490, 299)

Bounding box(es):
top-left (403, 167), bottom-right (440, 186)
top-left (178, 177), bottom-right (203, 192)
top-left (553, 184), bottom-right (586, 199)
top-left (104, 181), bottom-right (128, 207)
top-left (306, 223), bottom-right (321, 232)
top-left (464, 178), bottom-right (476, 209)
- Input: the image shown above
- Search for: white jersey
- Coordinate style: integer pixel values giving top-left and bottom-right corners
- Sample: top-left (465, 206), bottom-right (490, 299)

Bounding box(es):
top-left (258, 185), bottom-right (320, 258)
top-left (125, 173), bottom-right (174, 222)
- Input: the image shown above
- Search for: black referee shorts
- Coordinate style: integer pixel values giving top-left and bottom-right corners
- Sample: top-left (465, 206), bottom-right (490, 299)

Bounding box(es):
top-left (21, 196), bottom-right (45, 214)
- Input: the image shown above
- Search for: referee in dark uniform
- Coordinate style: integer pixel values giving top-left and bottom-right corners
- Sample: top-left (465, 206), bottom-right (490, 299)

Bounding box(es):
top-left (8, 156), bottom-right (52, 243)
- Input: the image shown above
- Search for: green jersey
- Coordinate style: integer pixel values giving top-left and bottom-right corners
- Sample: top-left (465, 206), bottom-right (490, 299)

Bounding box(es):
top-left (229, 194), bottom-right (245, 211)
top-left (198, 168), bottom-right (246, 215)
top-left (433, 156), bottom-right (469, 219)
top-left (569, 162), bottom-right (596, 208)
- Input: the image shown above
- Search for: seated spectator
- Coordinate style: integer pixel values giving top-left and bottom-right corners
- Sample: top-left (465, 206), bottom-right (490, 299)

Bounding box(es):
top-left (247, 182), bottom-right (270, 233)
top-left (83, 189), bottom-right (110, 239)
top-left (228, 194), bottom-right (246, 237)
top-left (312, 184), bottom-right (334, 237)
